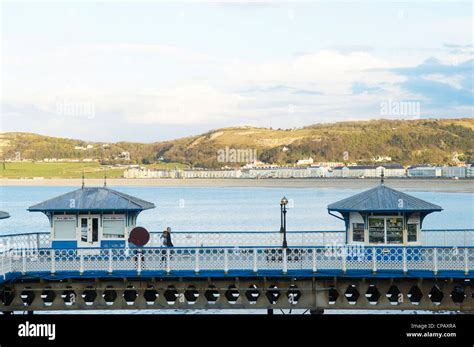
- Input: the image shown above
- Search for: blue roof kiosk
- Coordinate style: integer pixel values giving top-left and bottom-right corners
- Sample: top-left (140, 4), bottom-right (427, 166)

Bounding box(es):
top-left (28, 186), bottom-right (155, 249)
top-left (327, 180), bottom-right (442, 246)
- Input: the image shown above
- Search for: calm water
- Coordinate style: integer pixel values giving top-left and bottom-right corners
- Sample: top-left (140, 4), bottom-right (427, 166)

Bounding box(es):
top-left (0, 185), bottom-right (473, 235)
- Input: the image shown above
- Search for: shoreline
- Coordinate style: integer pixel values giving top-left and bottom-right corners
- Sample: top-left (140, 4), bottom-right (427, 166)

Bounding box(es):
top-left (0, 178), bottom-right (472, 192)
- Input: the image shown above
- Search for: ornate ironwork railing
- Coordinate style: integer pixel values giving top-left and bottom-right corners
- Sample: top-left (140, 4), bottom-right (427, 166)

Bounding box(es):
top-left (0, 245), bottom-right (472, 279)
top-left (0, 229), bottom-right (473, 251)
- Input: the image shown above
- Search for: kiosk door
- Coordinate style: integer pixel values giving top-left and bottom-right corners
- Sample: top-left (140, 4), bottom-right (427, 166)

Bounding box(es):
top-left (78, 215), bottom-right (101, 248)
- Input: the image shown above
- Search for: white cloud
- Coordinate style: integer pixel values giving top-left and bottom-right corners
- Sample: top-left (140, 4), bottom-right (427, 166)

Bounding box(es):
top-left (123, 85), bottom-right (252, 125)
top-left (2, 41), bottom-right (472, 133)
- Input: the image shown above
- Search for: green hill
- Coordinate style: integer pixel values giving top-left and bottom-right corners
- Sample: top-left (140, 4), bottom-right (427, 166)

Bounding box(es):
top-left (1, 118), bottom-right (473, 170)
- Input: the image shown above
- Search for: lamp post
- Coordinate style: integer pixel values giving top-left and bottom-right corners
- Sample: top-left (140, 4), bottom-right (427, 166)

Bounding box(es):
top-left (280, 196), bottom-right (289, 248)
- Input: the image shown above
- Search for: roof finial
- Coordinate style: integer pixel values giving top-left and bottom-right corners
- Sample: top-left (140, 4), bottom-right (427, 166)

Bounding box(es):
top-left (104, 170), bottom-right (107, 187)
top-left (380, 168), bottom-right (385, 185)
top-left (82, 172), bottom-right (85, 189)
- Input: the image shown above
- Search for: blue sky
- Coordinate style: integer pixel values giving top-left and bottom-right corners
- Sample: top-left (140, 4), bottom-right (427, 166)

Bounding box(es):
top-left (1, 1), bottom-right (473, 142)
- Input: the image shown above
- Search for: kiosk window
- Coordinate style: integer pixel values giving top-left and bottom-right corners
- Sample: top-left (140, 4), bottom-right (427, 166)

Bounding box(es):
top-left (368, 218), bottom-right (385, 243)
top-left (55, 219), bottom-right (76, 239)
top-left (103, 219), bottom-right (125, 238)
top-left (407, 224), bottom-right (418, 242)
top-left (352, 223), bottom-right (365, 242)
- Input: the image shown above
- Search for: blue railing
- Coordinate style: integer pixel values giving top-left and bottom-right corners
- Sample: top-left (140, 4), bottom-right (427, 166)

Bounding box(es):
top-left (1, 245), bottom-right (473, 283)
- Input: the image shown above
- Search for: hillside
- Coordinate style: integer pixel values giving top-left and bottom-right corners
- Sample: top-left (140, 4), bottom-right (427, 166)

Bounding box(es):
top-left (1, 118), bottom-right (473, 168)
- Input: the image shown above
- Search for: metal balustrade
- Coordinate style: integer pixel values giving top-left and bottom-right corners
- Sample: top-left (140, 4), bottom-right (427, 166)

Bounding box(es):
top-left (1, 246), bottom-right (472, 280)
top-left (0, 229), bottom-right (473, 250)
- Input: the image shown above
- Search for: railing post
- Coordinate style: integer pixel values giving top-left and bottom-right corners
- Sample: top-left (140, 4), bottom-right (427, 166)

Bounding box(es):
top-left (224, 248), bottom-right (228, 274)
top-left (166, 248), bottom-right (171, 274)
top-left (341, 247), bottom-right (347, 274)
top-left (282, 248), bottom-right (287, 274)
top-left (9, 250), bottom-right (12, 273)
top-left (108, 249), bottom-right (113, 274)
top-left (79, 254), bottom-right (84, 274)
top-left (464, 248), bottom-right (469, 276)
top-left (372, 247), bottom-right (377, 274)
top-left (312, 248), bottom-right (317, 273)
top-left (36, 233), bottom-right (40, 249)
top-left (51, 250), bottom-right (56, 275)
top-left (137, 250), bottom-right (142, 275)
top-left (253, 249), bottom-right (258, 273)
top-left (195, 249), bottom-right (200, 274)
top-left (1, 254), bottom-right (4, 280)
top-left (433, 248), bottom-right (438, 275)
top-left (402, 248), bottom-right (407, 274)
top-left (22, 250), bottom-right (26, 275)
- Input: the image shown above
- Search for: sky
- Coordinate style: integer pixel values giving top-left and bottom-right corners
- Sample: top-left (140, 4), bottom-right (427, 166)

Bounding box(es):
top-left (1, 1), bottom-right (473, 142)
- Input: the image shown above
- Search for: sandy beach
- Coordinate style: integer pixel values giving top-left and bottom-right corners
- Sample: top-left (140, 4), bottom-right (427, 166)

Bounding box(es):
top-left (0, 178), bottom-right (472, 193)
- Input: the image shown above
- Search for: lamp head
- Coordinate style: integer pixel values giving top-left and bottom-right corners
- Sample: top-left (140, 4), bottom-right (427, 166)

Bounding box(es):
top-left (280, 196), bottom-right (289, 206)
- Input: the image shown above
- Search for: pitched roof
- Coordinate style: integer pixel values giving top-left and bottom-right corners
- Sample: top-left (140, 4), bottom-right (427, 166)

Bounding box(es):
top-left (327, 184), bottom-right (442, 213)
top-left (28, 187), bottom-right (155, 213)
top-left (0, 211), bottom-right (10, 219)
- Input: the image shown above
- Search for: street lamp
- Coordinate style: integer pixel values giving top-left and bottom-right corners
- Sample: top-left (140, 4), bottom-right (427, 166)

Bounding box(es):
top-left (280, 196), bottom-right (289, 248)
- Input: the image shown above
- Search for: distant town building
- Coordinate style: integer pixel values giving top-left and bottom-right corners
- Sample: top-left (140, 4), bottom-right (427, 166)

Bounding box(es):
top-left (332, 165), bottom-right (405, 178)
top-left (116, 151), bottom-right (130, 161)
top-left (296, 157), bottom-right (314, 166)
top-left (441, 166), bottom-right (466, 178)
top-left (74, 145), bottom-right (94, 150)
top-left (123, 163), bottom-right (472, 180)
top-left (372, 155), bottom-right (392, 162)
top-left (182, 169), bottom-right (242, 179)
top-left (313, 161), bottom-right (344, 168)
top-left (407, 166), bottom-right (442, 178)
top-left (467, 164), bottom-right (474, 178)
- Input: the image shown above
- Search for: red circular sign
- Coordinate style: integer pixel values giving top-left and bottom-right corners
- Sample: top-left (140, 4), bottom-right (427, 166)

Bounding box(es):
top-left (128, 227), bottom-right (150, 247)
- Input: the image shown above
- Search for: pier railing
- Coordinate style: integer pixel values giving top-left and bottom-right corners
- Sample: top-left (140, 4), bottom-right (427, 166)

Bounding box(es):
top-left (0, 229), bottom-right (473, 251)
top-left (1, 245), bottom-right (473, 279)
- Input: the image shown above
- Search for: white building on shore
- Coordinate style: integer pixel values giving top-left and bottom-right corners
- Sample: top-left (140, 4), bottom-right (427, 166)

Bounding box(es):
top-left (407, 166), bottom-right (467, 178)
top-left (331, 165), bottom-right (405, 178)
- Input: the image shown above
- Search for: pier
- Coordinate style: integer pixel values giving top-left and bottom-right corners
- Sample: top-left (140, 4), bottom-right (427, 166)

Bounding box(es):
top-left (0, 182), bottom-right (472, 313)
top-left (0, 230), bottom-right (473, 312)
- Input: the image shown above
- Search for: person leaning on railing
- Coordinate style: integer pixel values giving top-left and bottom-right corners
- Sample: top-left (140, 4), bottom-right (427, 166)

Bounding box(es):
top-left (160, 227), bottom-right (174, 267)
top-left (160, 227), bottom-right (174, 247)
